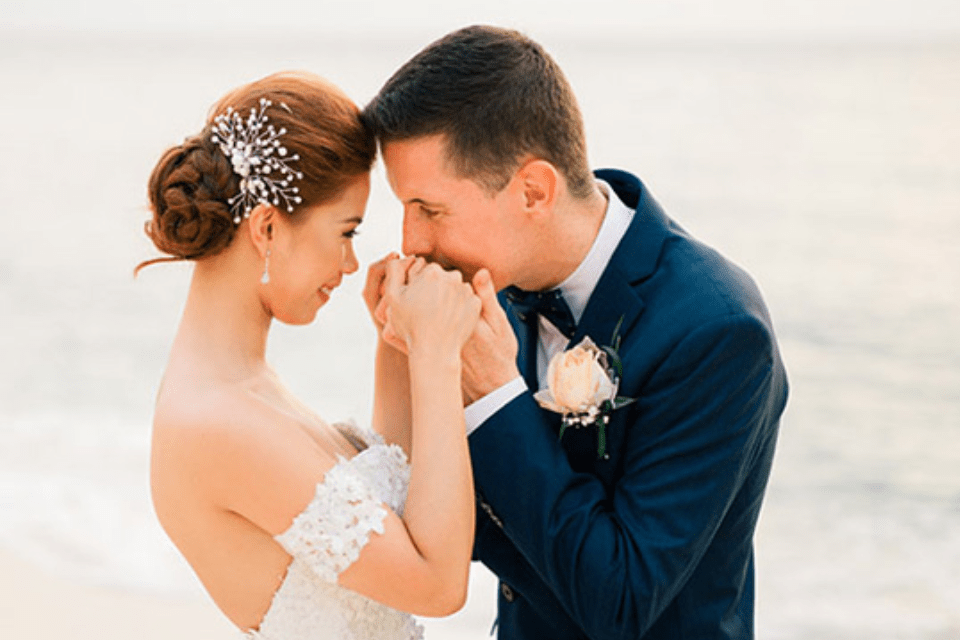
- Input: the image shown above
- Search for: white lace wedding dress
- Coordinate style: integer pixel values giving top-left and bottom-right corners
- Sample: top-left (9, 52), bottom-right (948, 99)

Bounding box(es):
top-left (245, 422), bottom-right (424, 640)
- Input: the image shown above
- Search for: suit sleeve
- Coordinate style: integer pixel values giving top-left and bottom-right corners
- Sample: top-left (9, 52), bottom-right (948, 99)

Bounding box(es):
top-left (468, 313), bottom-right (781, 640)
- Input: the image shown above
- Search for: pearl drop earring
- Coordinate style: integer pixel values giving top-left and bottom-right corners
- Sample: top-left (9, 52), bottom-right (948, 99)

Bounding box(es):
top-left (261, 248), bottom-right (271, 285)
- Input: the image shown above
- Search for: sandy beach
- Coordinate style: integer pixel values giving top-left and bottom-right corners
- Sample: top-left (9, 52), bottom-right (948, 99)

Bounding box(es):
top-left (0, 548), bottom-right (237, 639)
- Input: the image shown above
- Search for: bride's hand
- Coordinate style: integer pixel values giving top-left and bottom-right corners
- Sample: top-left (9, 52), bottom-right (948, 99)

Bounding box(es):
top-left (363, 252), bottom-right (411, 333)
top-left (382, 258), bottom-right (481, 358)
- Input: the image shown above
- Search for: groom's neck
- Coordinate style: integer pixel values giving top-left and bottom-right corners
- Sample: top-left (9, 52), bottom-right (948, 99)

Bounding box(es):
top-left (522, 184), bottom-right (608, 292)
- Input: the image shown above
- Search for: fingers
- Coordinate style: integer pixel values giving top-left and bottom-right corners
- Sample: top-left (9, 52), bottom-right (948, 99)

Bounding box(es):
top-left (376, 255), bottom-right (416, 326)
top-left (381, 317), bottom-right (409, 355)
top-left (363, 252), bottom-right (400, 311)
top-left (407, 256), bottom-right (427, 279)
top-left (472, 268), bottom-right (506, 325)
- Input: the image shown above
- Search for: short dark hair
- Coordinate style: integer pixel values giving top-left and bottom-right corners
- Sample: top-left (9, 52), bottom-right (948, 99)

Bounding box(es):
top-left (362, 25), bottom-right (594, 199)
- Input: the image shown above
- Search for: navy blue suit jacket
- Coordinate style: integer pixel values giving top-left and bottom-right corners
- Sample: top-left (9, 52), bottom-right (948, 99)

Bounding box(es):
top-left (468, 169), bottom-right (789, 640)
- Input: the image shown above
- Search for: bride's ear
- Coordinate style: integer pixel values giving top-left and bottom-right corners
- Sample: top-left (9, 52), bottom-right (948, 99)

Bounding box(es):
top-left (246, 204), bottom-right (275, 258)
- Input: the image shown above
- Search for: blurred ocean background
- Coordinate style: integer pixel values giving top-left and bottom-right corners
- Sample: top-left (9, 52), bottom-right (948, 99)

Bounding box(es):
top-left (1, 1), bottom-right (959, 637)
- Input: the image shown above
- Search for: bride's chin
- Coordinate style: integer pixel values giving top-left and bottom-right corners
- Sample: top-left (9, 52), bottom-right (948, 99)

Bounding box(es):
top-left (271, 303), bottom-right (321, 327)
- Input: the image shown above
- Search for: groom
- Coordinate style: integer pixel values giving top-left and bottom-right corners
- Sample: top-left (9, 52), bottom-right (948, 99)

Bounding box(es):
top-left (363, 25), bottom-right (788, 640)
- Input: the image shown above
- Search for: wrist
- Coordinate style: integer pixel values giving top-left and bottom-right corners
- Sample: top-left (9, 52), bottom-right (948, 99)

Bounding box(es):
top-left (463, 364), bottom-right (521, 405)
top-left (407, 349), bottom-right (461, 373)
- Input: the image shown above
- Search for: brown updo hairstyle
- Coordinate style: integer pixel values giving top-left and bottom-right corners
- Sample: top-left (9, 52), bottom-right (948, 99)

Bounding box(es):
top-left (136, 71), bottom-right (376, 274)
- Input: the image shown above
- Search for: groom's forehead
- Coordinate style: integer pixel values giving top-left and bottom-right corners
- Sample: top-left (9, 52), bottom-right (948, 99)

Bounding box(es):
top-left (383, 138), bottom-right (474, 200)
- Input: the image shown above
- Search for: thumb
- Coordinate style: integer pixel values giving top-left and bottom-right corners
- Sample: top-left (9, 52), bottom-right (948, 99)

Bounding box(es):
top-left (472, 269), bottom-right (501, 321)
top-left (382, 317), bottom-right (409, 355)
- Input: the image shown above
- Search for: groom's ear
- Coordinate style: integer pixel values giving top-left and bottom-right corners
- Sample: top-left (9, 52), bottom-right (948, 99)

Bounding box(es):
top-left (515, 159), bottom-right (559, 219)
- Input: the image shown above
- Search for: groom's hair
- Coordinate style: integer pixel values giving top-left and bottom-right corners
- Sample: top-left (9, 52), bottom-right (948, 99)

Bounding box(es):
top-left (362, 25), bottom-right (594, 199)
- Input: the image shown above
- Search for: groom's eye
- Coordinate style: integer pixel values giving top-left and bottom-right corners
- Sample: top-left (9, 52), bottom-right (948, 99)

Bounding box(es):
top-left (420, 205), bottom-right (441, 218)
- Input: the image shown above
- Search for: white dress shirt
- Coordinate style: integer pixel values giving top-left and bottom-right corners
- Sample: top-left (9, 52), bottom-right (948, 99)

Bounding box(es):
top-left (464, 180), bottom-right (635, 434)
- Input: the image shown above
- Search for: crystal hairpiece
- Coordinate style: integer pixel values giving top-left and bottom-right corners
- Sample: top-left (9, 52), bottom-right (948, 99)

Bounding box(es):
top-left (211, 98), bottom-right (304, 224)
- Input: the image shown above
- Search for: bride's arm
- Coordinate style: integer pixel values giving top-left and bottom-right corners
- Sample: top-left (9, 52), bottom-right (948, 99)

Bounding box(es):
top-left (349, 258), bottom-right (478, 614)
top-left (364, 254), bottom-right (413, 455)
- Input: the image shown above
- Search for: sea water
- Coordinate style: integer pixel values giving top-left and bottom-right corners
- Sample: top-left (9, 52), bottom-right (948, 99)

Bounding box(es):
top-left (0, 32), bottom-right (958, 638)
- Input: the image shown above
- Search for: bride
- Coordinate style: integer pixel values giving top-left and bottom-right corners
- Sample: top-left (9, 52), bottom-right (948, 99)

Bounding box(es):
top-left (139, 71), bottom-right (480, 639)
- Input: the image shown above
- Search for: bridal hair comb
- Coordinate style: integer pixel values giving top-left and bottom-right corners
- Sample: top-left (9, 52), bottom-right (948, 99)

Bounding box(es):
top-left (211, 98), bottom-right (304, 224)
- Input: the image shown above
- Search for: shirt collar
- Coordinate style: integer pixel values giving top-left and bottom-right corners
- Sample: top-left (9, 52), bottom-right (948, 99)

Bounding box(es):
top-left (556, 179), bottom-right (635, 323)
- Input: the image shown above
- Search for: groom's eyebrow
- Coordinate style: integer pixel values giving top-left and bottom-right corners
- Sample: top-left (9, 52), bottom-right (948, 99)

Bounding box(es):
top-left (407, 197), bottom-right (443, 207)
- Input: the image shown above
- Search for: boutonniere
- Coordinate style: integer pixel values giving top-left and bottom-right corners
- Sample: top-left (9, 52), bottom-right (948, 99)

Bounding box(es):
top-left (533, 318), bottom-right (635, 458)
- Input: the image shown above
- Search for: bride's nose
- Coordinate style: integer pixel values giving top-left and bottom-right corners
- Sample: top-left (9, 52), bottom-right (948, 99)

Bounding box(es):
top-left (341, 242), bottom-right (359, 274)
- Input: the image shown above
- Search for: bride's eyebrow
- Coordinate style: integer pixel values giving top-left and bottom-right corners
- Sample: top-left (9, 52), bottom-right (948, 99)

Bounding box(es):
top-left (339, 216), bottom-right (364, 225)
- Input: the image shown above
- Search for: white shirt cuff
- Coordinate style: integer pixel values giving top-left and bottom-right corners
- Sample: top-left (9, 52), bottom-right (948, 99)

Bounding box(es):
top-left (464, 376), bottom-right (527, 435)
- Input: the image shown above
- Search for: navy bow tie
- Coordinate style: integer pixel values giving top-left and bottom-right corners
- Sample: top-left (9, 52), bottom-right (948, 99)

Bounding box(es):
top-left (503, 286), bottom-right (577, 339)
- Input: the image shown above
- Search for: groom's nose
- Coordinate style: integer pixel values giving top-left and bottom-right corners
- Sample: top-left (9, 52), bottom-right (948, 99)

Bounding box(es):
top-left (401, 210), bottom-right (432, 258)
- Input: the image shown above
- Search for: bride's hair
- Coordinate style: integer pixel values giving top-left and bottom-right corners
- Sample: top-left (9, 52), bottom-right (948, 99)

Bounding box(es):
top-left (137, 71), bottom-right (375, 273)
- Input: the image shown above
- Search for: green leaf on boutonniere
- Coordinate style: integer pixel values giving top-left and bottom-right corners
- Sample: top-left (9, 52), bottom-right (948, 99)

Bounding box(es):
top-left (602, 314), bottom-right (627, 381)
top-left (610, 314), bottom-right (625, 352)
top-left (602, 346), bottom-right (624, 381)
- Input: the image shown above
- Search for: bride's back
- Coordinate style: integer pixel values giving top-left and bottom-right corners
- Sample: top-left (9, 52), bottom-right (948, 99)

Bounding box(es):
top-left (149, 356), bottom-right (353, 630)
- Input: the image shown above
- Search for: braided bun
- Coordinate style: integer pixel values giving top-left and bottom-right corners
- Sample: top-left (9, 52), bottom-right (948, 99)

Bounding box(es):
top-left (142, 133), bottom-right (239, 267)
top-left (137, 71), bottom-right (376, 274)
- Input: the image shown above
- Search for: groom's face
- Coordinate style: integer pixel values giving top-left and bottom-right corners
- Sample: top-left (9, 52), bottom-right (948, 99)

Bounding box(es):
top-left (382, 135), bottom-right (525, 290)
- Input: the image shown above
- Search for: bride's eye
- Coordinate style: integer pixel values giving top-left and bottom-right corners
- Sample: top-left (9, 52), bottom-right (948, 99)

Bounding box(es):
top-left (343, 228), bottom-right (360, 239)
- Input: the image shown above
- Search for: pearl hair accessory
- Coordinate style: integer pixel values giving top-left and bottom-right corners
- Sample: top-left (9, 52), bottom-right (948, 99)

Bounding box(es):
top-left (211, 98), bottom-right (304, 224)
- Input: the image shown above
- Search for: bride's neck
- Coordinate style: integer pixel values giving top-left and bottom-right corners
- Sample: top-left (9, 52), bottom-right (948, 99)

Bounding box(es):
top-left (173, 256), bottom-right (272, 382)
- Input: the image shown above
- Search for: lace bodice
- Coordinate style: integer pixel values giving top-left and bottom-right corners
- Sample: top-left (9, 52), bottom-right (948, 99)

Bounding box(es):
top-left (245, 422), bottom-right (423, 640)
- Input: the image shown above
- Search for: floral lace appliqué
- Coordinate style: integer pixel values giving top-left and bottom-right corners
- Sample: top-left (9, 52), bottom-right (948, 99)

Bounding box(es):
top-left (246, 424), bottom-right (420, 640)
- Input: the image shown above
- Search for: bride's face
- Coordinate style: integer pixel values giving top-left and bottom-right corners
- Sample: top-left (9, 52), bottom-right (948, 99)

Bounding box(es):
top-left (263, 174), bottom-right (370, 325)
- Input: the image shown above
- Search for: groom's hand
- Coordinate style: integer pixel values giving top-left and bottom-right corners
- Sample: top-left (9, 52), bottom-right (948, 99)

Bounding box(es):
top-left (462, 269), bottom-right (520, 405)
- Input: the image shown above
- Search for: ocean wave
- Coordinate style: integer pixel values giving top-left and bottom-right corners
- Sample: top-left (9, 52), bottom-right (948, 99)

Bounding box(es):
top-left (0, 412), bottom-right (204, 596)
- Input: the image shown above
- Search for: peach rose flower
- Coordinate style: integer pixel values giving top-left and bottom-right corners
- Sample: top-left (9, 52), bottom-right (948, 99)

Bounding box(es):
top-left (534, 337), bottom-right (616, 415)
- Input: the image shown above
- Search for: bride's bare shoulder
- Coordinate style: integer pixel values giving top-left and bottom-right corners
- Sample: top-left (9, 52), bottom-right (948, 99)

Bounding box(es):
top-left (153, 376), bottom-right (256, 442)
top-left (150, 374), bottom-right (335, 510)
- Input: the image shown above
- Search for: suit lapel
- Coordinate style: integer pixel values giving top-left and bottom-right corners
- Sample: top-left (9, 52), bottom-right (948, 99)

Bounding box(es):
top-left (500, 291), bottom-right (540, 390)
top-left (572, 169), bottom-right (672, 350)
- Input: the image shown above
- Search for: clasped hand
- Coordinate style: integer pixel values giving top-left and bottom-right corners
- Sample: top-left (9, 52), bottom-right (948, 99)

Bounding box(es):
top-left (364, 255), bottom-right (521, 405)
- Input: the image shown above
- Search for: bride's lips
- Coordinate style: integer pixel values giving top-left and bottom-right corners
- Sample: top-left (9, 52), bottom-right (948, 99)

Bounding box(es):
top-left (318, 281), bottom-right (339, 301)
